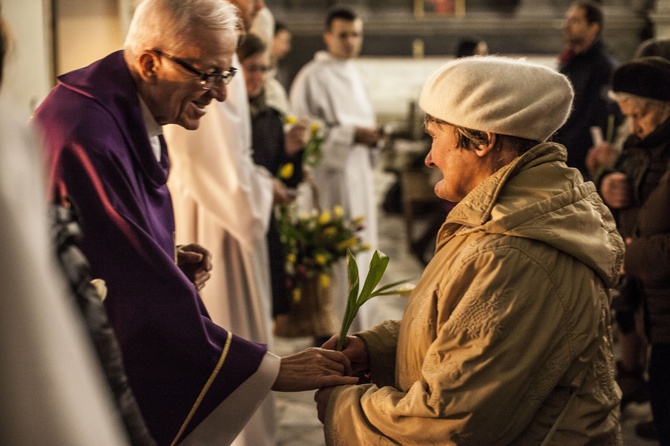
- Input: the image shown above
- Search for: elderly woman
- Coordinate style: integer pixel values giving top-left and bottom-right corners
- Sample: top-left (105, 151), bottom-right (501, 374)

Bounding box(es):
top-left (317, 56), bottom-right (624, 445)
top-left (599, 56), bottom-right (670, 445)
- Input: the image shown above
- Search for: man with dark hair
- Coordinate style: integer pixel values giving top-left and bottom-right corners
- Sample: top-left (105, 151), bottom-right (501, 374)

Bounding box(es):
top-left (554, 0), bottom-right (619, 178)
top-left (290, 7), bottom-right (383, 333)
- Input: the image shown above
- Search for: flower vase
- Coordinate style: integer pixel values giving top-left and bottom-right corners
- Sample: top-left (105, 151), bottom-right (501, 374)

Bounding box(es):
top-left (273, 275), bottom-right (337, 338)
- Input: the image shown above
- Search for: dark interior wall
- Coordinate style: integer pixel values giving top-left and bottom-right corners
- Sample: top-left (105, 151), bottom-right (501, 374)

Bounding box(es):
top-left (266, 1), bottom-right (648, 90)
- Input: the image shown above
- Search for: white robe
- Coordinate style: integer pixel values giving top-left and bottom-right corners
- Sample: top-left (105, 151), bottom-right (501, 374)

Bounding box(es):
top-left (163, 54), bottom-right (277, 446)
top-left (290, 51), bottom-right (380, 332)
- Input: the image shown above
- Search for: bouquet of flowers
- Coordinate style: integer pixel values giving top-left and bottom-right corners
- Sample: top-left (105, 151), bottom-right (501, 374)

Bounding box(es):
top-left (278, 204), bottom-right (368, 303)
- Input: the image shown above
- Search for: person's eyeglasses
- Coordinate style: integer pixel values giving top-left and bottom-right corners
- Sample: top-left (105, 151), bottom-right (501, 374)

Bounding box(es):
top-left (150, 49), bottom-right (237, 89)
top-left (243, 64), bottom-right (274, 74)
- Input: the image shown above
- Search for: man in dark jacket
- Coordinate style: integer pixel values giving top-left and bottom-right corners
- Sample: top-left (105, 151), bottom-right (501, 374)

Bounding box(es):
top-left (555, 1), bottom-right (619, 178)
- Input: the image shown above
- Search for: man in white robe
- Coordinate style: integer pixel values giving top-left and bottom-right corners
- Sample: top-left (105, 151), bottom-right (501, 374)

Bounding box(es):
top-left (163, 1), bottom-right (285, 444)
top-left (290, 7), bottom-right (383, 332)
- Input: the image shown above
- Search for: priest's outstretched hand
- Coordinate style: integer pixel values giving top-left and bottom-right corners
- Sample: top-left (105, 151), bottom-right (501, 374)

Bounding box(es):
top-left (272, 347), bottom-right (359, 392)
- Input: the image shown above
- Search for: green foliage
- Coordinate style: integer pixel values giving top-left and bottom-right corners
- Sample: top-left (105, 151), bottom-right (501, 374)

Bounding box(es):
top-left (336, 249), bottom-right (412, 351)
top-left (278, 205), bottom-right (368, 302)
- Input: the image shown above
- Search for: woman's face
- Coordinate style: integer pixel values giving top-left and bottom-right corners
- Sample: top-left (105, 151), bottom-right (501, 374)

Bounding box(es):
top-left (423, 120), bottom-right (490, 202)
top-left (241, 51), bottom-right (270, 99)
top-left (618, 98), bottom-right (670, 140)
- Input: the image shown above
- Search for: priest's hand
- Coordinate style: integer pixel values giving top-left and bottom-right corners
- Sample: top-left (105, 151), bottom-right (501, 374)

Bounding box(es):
top-left (272, 347), bottom-right (359, 392)
top-left (176, 243), bottom-right (212, 290)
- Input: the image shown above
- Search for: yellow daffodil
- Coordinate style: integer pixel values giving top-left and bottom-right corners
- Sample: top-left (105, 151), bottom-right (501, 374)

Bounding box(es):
top-left (323, 227), bottom-right (337, 237)
top-left (310, 121), bottom-right (320, 134)
top-left (333, 205), bottom-right (344, 218)
top-left (318, 210), bottom-right (331, 225)
top-left (319, 274), bottom-right (331, 288)
top-left (278, 163), bottom-right (294, 179)
top-left (315, 253), bottom-right (328, 265)
top-left (292, 287), bottom-right (301, 303)
top-left (285, 115), bottom-right (297, 124)
top-left (286, 253), bottom-right (296, 264)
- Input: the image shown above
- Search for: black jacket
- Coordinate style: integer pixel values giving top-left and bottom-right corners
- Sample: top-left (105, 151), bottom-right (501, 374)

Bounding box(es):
top-left (51, 199), bottom-right (156, 446)
top-left (555, 38), bottom-right (619, 177)
top-left (607, 120), bottom-right (670, 343)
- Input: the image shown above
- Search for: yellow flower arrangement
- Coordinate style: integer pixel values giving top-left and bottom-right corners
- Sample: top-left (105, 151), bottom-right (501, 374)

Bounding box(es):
top-left (278, 205), bottom-right (368, 302)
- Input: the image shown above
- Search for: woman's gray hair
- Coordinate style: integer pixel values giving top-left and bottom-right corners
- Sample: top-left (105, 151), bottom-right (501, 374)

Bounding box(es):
top-left (608, 90), bottom-right (670, 112)
top-left (124, 0), bottom-right (241, 57)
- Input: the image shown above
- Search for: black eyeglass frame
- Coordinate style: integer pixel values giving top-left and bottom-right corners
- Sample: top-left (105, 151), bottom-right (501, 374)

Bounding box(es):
top-left (150, 49), bottom-right (237, 89)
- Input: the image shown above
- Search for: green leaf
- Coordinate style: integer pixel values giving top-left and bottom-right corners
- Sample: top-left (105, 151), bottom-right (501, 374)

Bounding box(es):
top-left (336, 249), bottom-right (413, 351)
top-left (346, 249), bottom-right (360, 309)
top-left (357, 250), bottom-right (389, 305)
top-left (369, 277), bottom-right (414, 297)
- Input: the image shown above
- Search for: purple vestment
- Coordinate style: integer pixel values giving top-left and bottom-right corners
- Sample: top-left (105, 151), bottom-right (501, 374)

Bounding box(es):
top-left (33, 51), bottom-right (267, 445)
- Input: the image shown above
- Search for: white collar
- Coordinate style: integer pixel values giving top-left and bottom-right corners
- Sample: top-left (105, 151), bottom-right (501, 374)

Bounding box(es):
top-left (139, 95), bottom-right (163, 161)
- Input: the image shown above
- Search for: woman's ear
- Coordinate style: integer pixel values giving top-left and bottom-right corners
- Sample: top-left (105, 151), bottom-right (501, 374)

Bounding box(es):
top-left (475, 132), bottom-right (496, 157)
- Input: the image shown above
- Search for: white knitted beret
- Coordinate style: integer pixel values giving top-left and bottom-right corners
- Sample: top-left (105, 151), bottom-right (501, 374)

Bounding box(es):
top-left (419, 56), bottom-right (574, 142)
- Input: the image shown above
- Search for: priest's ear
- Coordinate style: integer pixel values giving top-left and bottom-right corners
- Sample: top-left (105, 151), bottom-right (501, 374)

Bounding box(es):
top-left (136, 51), bottom-right (160, 85)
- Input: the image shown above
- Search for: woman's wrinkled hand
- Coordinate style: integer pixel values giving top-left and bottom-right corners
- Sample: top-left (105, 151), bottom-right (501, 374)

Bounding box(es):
top-left (321, 335), bottom-right (370, 376)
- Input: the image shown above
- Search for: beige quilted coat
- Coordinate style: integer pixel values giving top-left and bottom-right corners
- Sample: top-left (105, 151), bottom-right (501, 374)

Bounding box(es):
top-left (324, 143), bottom-right (624, 445)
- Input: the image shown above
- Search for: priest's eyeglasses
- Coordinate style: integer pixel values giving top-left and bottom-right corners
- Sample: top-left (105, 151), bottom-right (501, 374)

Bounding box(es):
top-left (150, 49), bottom-right (237, 90)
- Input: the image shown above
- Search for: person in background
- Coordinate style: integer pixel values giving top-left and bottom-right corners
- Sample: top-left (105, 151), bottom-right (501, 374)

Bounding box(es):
top-left (290, 7), bottom-right (383, 333)
top-left (586, 37), bottom-right (670, 177)
top-left (238, 32), bottom-right (307, 335)
top-left (454, 37), bottom-right (488, 58)
top-left (271, 21), bottom-right (292, 86)
top-left (317, 56), bottom-right (624, 445)
top-left (249, 5), bottom-right (274, 44)
top-left (1, 11), bottom-right (130, 445)
top-left (272, 21), bottom-right (292, 65)
top-left (265, 21), bottom-right (293, 114)
top-left (554, 0), bottom-right (619, 179)
top-left (597, 56), bottom-right (670, 445)
top-left (586, 38), bottom-right (670, 443)
top-left (33, 0), bottom-right (357, 444)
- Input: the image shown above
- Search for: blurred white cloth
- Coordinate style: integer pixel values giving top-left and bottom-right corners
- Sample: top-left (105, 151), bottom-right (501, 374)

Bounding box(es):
top-left (0, 101), bottom-right (128, 445)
